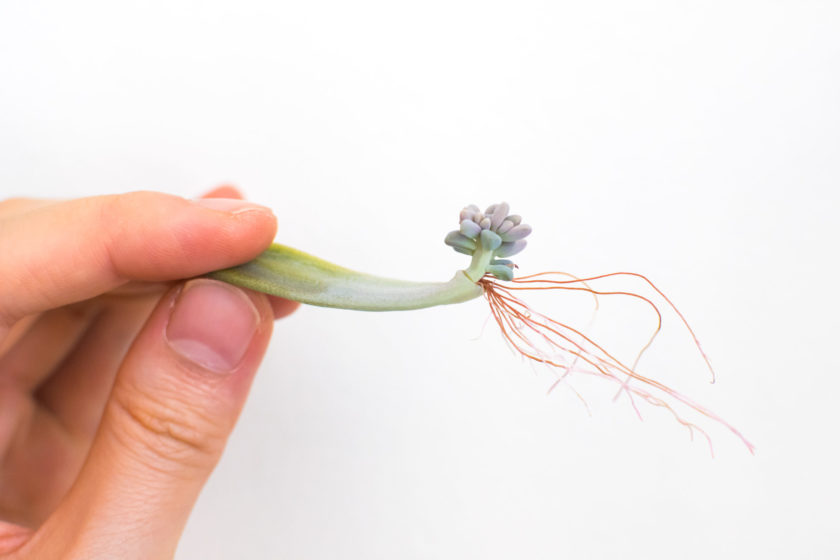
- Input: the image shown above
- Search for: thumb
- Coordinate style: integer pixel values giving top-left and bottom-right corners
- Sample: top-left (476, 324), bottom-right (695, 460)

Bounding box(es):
top-left (29, 279), bottom-right (275, 560)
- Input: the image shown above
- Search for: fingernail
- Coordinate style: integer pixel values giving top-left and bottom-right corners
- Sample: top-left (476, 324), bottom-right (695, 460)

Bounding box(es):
top-left (166, 279), bottom-right (260, 373)
top-left (191, 197), bottom-right (273, 215)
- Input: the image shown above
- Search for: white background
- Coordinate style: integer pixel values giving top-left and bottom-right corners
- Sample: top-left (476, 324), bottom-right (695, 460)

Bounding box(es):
top-left (2, 1), bottom-right (839, 558)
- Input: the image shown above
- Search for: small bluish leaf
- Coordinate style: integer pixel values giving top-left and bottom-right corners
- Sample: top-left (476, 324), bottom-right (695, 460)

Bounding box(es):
top-left (487, 264), bottom-right (514, 281)
top-left (496, 239), bottom-right (527, 257)
top-left (460, 204), bottom-right (479, 222)
top-left (501, 224), bottom-right (532, 242)
top-left (489, 202), bottom-right (509, 230)
top-left (459, 219), bottom-right (482, 239)
top-left (497, 220), bottom-right (515, 235)
top-left (480, 229), bottom-right (503, 251)
top-left (445, 231), bottom-right (477, 252)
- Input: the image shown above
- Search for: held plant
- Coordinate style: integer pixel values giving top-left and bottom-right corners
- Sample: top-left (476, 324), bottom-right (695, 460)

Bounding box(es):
top-left (208, 203), bottom-right (753, 454)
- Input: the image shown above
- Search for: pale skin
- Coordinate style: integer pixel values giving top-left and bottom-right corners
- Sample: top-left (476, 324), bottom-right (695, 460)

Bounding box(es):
top-left (0, 186), bottom-right (298, 559)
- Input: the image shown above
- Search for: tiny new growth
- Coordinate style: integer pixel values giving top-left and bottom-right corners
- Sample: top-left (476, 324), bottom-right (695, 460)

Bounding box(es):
top-left (208, 202), bottom-right (753, 454)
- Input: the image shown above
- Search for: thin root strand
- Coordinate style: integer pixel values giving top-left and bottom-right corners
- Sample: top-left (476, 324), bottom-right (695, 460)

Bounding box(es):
top-left (478, 273), bottom-right (754, 455)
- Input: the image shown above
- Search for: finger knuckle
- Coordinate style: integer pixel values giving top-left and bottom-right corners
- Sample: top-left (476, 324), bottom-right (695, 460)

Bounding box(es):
top-left (108, 381), bottom-right (227, 469)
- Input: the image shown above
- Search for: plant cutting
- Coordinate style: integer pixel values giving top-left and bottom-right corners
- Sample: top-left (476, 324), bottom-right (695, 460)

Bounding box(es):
top-left (208, 202), bottom-right (753, 453)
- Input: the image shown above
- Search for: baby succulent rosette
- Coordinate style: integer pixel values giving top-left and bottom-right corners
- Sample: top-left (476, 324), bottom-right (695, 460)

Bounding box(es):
top-left (444, 203), bottom-right (532, 282)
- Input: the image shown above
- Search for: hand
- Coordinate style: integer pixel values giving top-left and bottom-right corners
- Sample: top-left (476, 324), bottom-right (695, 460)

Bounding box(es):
top-left (0, 186), bottom-right (297, 559)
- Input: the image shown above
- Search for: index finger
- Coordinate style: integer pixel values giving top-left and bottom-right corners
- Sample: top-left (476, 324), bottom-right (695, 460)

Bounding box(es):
top-left (0, 191), bottom-right (277, 327)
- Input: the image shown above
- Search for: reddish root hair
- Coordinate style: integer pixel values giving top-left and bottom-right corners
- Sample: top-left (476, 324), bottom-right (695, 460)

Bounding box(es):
top-left (479, 272), bottom-right (754, 455)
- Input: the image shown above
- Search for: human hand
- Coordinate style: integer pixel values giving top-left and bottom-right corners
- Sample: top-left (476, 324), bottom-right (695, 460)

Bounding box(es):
top-left (0, 186), bottom-right (297, 559)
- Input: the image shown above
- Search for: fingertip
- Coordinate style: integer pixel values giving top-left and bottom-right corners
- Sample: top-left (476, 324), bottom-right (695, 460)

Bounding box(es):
top-left (202, 185), bottom-right (243, 199)
top-left (0, 190), bottom-right (281, 321)
top-left (104, 191), bottom-right (278, 280)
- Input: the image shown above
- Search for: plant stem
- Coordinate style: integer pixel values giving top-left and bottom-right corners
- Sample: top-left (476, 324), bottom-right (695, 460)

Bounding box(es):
top-left (206, 244), bottom-right (484, 311)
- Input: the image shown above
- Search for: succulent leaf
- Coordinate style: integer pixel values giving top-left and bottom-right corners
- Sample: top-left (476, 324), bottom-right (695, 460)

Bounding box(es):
top-left (496, 239), bottom-right (527, 258)
top-left (480, 229), bottom-right (503, 251)
top-left (486, 264), bottom-right (514, 281)
top-left (445, 231), bottom-right (477, 251)
top-left (497, 220), bottom-right (515, 235)
top-left (460, 219), bottom-right (482, 239)
top-left (501, 224), bottom-right (532, 242)
top-left (489, 202), bottom-right (509, 230)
